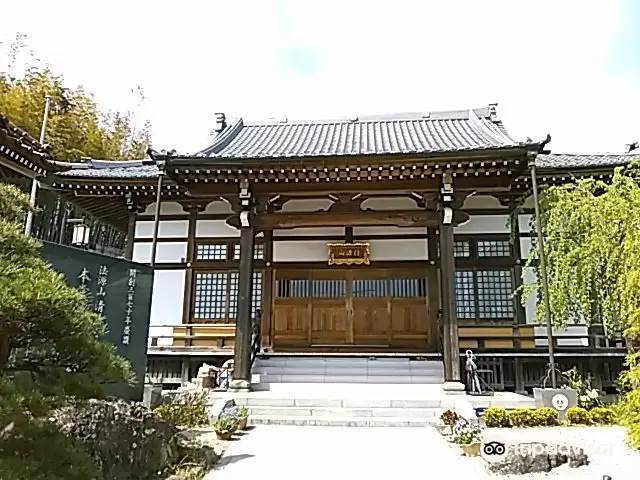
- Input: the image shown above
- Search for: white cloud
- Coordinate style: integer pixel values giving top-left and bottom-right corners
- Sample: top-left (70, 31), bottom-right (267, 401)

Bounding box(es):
top-left (1, 0), bottom-right (637, 155)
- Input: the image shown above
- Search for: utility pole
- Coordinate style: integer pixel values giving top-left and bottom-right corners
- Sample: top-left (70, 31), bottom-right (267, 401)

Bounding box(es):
top-left (24, 95), bottom-right (52, 236)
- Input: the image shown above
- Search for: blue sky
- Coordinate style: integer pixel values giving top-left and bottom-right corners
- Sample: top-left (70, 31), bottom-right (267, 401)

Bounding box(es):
top-left (1, 0), bottom-right (639, 155)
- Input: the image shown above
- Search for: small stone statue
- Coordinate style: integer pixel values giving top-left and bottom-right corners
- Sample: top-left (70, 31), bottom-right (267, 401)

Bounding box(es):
top-left (465, 349), bottom-right (482, 394)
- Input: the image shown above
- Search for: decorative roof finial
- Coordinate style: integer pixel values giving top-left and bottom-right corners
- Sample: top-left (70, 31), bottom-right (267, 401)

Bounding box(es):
top-left (214, 113), bottom-right (227, 134)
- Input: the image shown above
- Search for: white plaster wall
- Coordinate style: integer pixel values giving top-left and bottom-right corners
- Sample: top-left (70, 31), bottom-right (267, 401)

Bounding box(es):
top-left (147, 270), bottom-right (186, 347)
top-left (454, 214), bottom-right (509, 234)
top-left (369, 239), bottom-right (427, 261)
top-left (133, 242), bottom-right (188, 263)
top-left (274, 227), bottom-right (344, 237)
top-left (520, 237), bottom-right (533, 258)
top-left (141, 201), bottom-right (185, 215)
top-left (353, 226), bottom-right (426, 236)
top-left (196, 219), bottom-right (239, 237)
top-left (360, 197), bottom-right (418, 210)
top-left (463, 195), bottom-right (505, 210)
top-left (519, 214), bottom-right (533, 233)
top-left (273, 241), bottom-right (328, 262)
top-left (135, 220), bottom-right (189, 239)
top-left (281, 199), bottom-right (333, 212)
top-left (203, 200), bottom-right (233, 214)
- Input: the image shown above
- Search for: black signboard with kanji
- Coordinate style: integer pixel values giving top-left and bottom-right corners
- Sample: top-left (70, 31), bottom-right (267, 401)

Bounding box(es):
top-left (40, 242), bottom-right (153, 401)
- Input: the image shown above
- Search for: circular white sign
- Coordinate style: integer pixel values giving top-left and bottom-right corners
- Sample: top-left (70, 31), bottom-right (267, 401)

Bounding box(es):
top-left (552, 393), bottom-right (569, 411)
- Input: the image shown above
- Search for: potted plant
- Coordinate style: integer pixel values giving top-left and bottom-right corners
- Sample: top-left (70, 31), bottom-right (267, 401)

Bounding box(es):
top-left (452, 419), bottom-right (483, 456)
top-left (214, 416), bottom-right (236, 440)
top-left (437, 409), bottom-right (459, 435)
top-left (236, 405), bottom-right (249, 430)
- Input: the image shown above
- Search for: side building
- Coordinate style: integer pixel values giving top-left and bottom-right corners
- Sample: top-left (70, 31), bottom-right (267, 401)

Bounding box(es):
top-left (4, 106), bottom-right (632, 393)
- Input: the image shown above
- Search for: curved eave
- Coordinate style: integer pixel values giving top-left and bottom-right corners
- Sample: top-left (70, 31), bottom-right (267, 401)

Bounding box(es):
top-left (169, 144), bottom-right (538, 168)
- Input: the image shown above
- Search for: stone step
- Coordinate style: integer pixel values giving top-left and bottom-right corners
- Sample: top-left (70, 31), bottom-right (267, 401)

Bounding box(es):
top-left (252, 374), bottom-right (444, 384)
top-left (248, 406), bottom-right (440, 417)
top-left (252, 366), bottom-right (444, 375)
top-left (235, 396), bottom-right (444, 409)
top-left (248, 415), bottom-right (439, 427)
top-left (253, 358), bottom-right (443, 367)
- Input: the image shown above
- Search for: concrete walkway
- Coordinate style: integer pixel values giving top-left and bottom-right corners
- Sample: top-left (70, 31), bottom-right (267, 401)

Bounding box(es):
top-left (205, 426), bottom-right (486, 480)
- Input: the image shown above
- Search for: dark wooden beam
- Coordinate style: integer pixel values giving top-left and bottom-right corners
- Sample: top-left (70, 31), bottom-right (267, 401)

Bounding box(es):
top-left (226, 209), bottom-right (470, 230)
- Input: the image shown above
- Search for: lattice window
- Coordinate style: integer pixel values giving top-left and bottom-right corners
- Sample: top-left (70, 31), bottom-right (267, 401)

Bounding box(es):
top-left (455, 271), bottom-right (476, 319)
top-left (193, 272), bottom-right (230, 320)
top-left (455, 269), bottom-right (514, 320)
top-left (476, 270), bottom-right (514, 319)
top-left (233, 243), bottom-right (265, 260)
top-left (311, 279), bottom-right (346, 297)
top-left (193, 270), bottom-right (263, 320)
top-left (477, 240), bottom-right (511, 257)
top-left (389, 278), bottom-right (426, 297)
top-left (196, 243), bottom-right (228, 260)
top-left (453, 241), bottom-right (471, 257)
top-left (276, 279), bottom-right (310, 298)
top-left (353, 279), bottom-right (387, 297)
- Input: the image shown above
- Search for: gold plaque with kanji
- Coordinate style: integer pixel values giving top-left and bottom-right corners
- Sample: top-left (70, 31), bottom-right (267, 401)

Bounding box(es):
top-left (327, 243), bottom-right (370, 265)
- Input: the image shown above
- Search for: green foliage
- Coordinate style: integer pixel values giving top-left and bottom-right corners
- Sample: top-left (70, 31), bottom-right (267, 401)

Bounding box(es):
top-left (566, 406), bottom-right (591, 425)
top-left (153, 404), bottom-right (208, 429)
top-left (0, 184), bottom-right (132, 479)
top-left (532, 407), bottom-right (560, 426)
top-left (507, 408), bottom-right (536, 427)
top-left (617, 388), bottom-right (640, 448)
top-left (564, 367), bottom-right (603, 410)
top-left (153, 391), bottom-right (209, 428)
top-left (588, 407), bottom-right (617, 425)
top-left (0, 33), bottom-right (151, 161)
top-left (483, 407), bottom-right (509, 427)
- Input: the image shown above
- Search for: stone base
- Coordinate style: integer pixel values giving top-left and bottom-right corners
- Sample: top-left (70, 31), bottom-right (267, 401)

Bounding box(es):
top-left (442, 381), bottom-right (466, 394)
top-left (228, 379), bottom-right (251, 392)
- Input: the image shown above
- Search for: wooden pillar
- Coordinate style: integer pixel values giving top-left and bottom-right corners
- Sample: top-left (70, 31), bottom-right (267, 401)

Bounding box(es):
top-left (230, 180), bottom-right (255, 391)
top-left (514, 357), bottom-right (526, 394)
top-left (123, 210), bottom-right (136, 260)
top-left (260, 230), bottom-right (274, 351)
top-left (181, 207), bottom-right (199, 348)
top-left (438, 174), bottom-right (461, 386)
top-left (426, 228), bottom-right (440, 352)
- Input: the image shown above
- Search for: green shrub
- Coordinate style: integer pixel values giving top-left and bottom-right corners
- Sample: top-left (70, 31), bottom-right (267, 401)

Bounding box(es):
top-left (566, 406), bottom-right (591, 425)
top-left (588, 407), bottom-right (616, 425)
top-left (507, 408), bottom-right (536, 427)
top-left (533, 407), bottom-right (560, 426)
top-left (483, 407), bottom-right (509, 427)
top-left (153, 403), bottom-right (208, 428)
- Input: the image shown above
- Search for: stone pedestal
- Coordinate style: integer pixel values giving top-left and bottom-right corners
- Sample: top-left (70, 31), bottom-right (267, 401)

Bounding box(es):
top-left (443, 381), bottom-right (466, 394)
top-left (228, 379), bottom-right (251, 392)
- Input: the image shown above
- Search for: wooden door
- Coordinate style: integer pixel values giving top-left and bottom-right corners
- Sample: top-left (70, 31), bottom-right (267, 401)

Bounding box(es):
top-left (310, 270), bottom-right (349, 345)
top-left (352, 269), bottom-right (391, 346)
top-left (272, 267), bottom-right (435, 351)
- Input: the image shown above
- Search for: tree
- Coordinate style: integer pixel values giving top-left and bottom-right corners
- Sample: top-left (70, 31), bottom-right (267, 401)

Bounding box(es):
top-left (0, 183), bottom-right (132, 478)
top-left (520, 164), bottom-right (640, 447)
top-left (0, 33), bottom-right (151, 161)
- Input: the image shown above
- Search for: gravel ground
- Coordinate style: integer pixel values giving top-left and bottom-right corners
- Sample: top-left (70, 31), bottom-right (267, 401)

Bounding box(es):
top-left (471, 426), bottom-right (640, 479)
top-left (204, 425), bottom-right (640, 479)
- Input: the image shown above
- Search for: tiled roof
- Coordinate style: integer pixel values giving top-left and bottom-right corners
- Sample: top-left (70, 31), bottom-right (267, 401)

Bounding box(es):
top-left (536, 153), bottom-right (638, 169)
top-left (195, 105), bottom-right (523, 159)
top-left (55, 159), bottom-right (159, 178)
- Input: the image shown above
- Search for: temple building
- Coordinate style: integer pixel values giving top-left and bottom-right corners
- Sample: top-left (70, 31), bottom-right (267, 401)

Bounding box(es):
top-left (0, 105), bottom-right (632, 393)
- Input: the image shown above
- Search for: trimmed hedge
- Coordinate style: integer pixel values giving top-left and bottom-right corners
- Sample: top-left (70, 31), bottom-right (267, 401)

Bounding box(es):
top-left (566, 406), bottom-right (590, 425)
